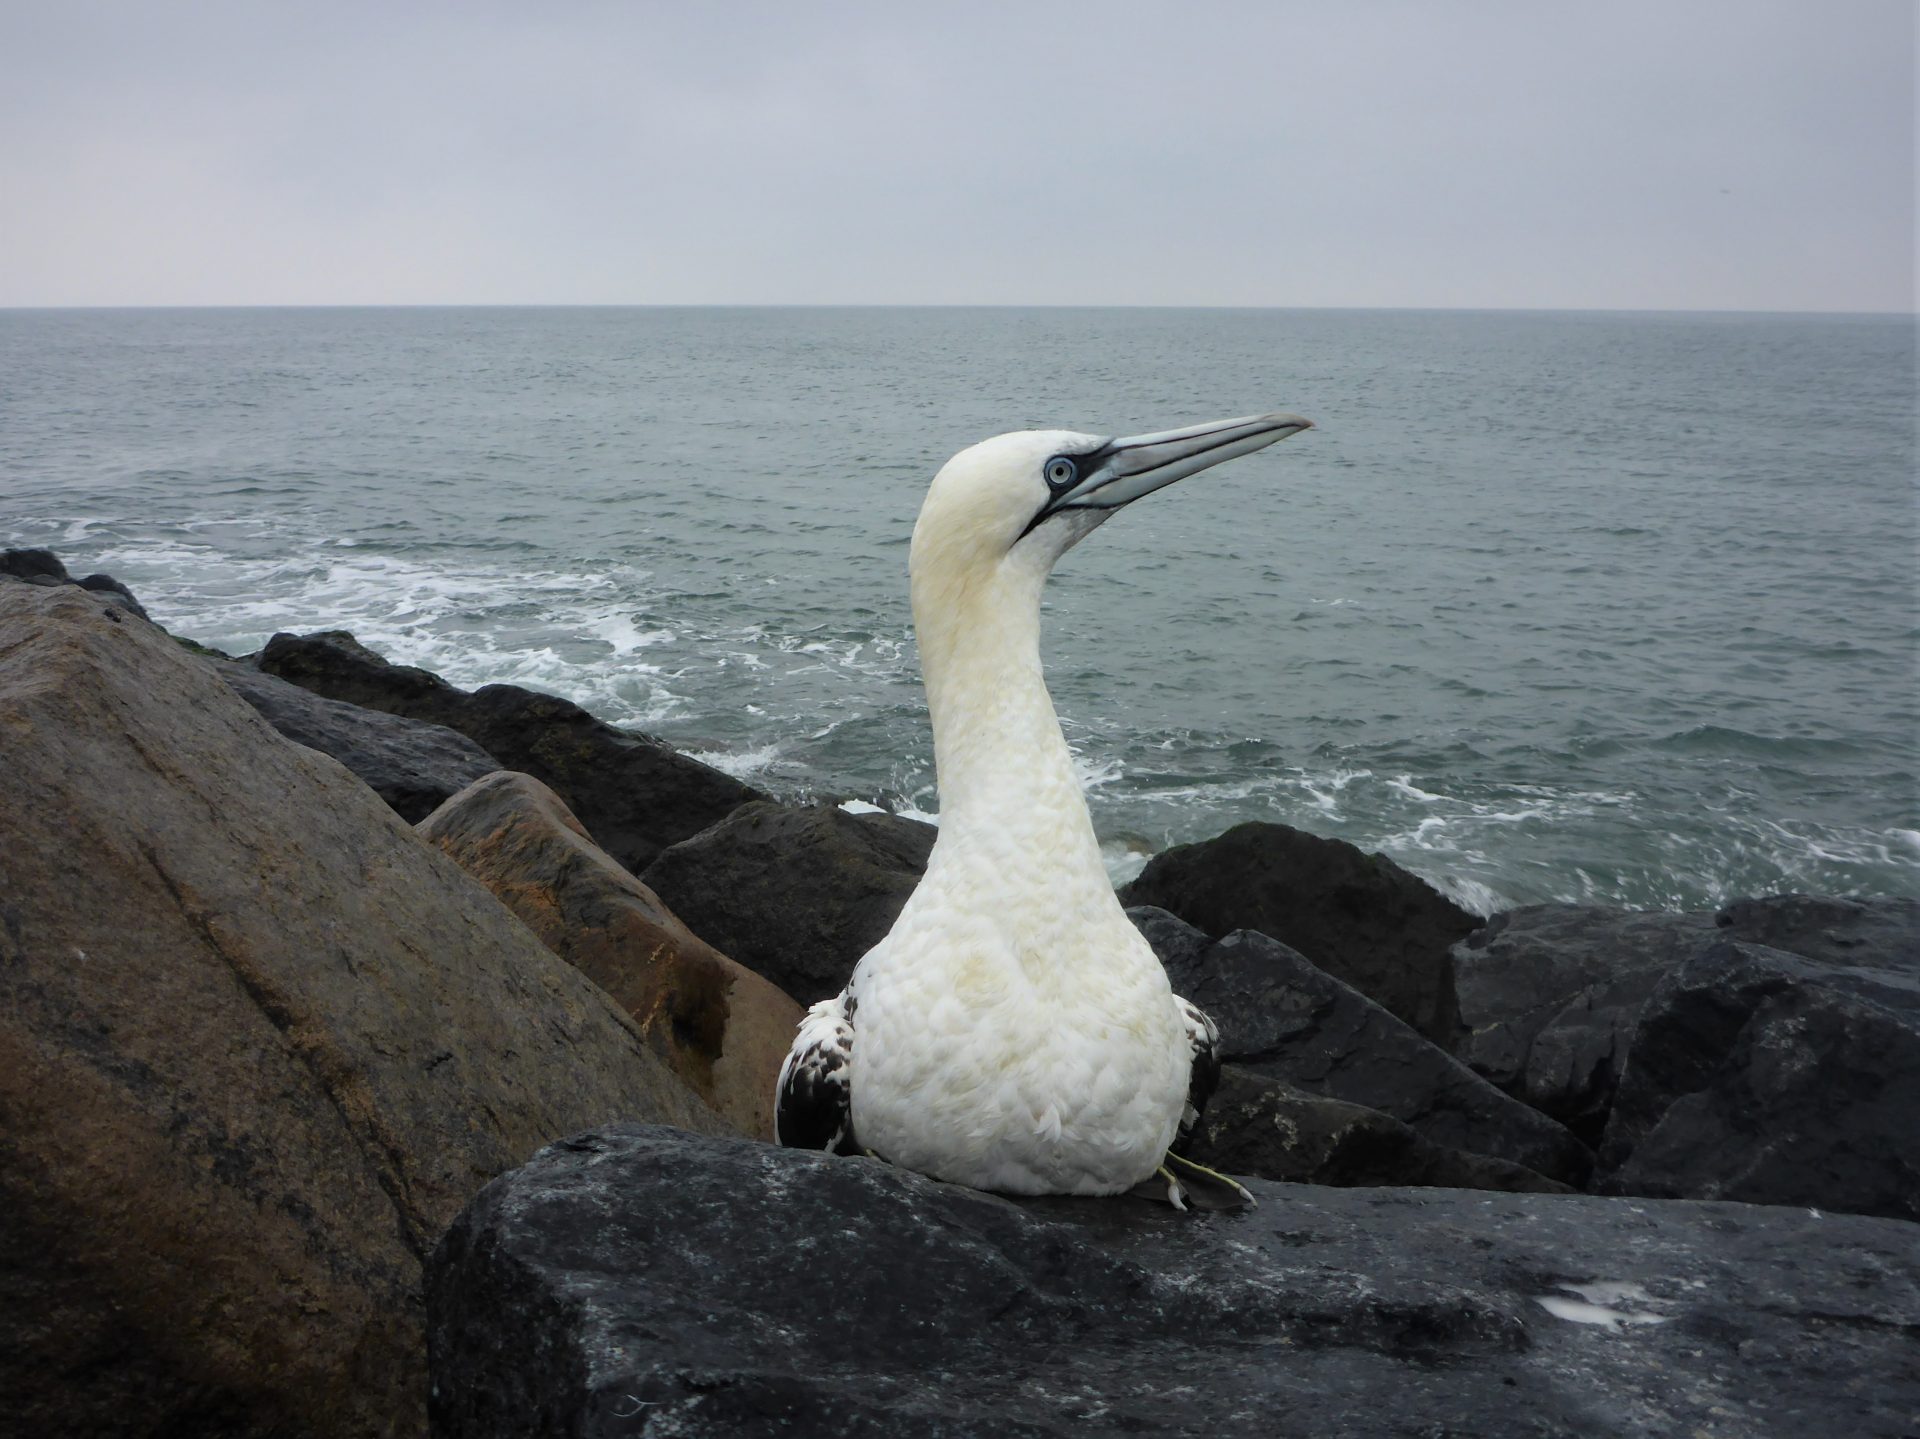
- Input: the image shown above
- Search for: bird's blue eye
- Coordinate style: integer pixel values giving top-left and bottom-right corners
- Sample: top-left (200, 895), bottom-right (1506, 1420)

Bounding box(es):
top-left (1044, 457), bottom-right (1077, 489)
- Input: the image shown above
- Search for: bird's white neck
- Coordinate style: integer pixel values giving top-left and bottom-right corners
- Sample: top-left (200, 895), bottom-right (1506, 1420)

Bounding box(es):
top-left (911, 548), bottom-right (1110, 893)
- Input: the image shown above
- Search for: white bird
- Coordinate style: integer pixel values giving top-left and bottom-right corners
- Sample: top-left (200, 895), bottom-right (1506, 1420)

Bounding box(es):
top-left (775, 411), bottom-right (1313, 1206)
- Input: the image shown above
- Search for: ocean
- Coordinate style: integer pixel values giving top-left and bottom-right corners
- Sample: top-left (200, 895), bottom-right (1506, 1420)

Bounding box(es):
top-left (2, 306), bottom-right (1913, 913)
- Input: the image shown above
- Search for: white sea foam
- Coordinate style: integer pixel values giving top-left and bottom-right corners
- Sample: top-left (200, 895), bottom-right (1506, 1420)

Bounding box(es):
top-left (681, 742), bottom-right (784, 782)
top-left (1386, 775), bottom-right (1446, 803)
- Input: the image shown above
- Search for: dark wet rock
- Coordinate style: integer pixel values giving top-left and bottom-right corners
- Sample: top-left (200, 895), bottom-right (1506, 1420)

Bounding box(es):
top-left (1596, 938), bottom-right (1920, 1221)
top-left (428, 1123), bottom-right (1920, 1439)
top-left (420, 771), bottom-right (803, 1138)
top-left (1453, 896), bottom-right (1920, 1149)
top-left (641, 800), bottom-right (936, 1005)
top-left (1712, 892), bottom-right (1919, 969)
top-left (254, 628), bottom-right (767, 874)
top-left (76, 571), bottom-right (153, 620)
top-left (1187, 1067), bottom-right (1570, 1193)
top-left (1451, 905), bottom-right (1721, 1145)
top-left (216, 660), bottom-right (500, 823)
top-left (0, 584), bottom-right (723, 1439)
top-left (1119, 820), bottom-right (1477, 1042)
top-left (0, 546), bottom-right (69, 581)
top-left (2, 546), bottom-right (152, 620)
top-left (1132, 907), bottom-right (1591, 1185)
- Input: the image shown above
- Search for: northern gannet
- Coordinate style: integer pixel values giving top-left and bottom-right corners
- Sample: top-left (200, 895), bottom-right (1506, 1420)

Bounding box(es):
top-left (776, 411), bottom-right (1313, 1205)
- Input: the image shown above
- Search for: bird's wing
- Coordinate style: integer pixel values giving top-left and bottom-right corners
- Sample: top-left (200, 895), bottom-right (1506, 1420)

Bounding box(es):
top-left (1172, 995), bottom-right (1223, 1154)
top-left (1138, 995), bottom-right (1254, 1209)
top-left (774, 990), bottom-right (859, 1154)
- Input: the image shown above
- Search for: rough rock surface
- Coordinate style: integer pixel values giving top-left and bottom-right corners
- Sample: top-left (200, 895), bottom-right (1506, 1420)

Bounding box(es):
top-left (419, 771), bottom-right (803, 1138)
top-left (1453, 895), bottom-right (1919, 1147)
top-left (1133, 907), bottom-right (1591, 1185)
top-left (0, 584), bottom-right (723, 1439)
top-left (641, 800), bottom-right (937, 1005)
top-left (217, 660), bottom-right (500, 823)
top-left (428, 1124), bottom-right (1920, 1439)
top-left (1450, 905), bottom-right (1720, 1143)
top-left (1710, 892), bottom-right (1918, 968)
top-left (2, 545), bottom-right (152, 620)
top-left (1596, 938), bottom-right (1920, 1221)
top-left (1120, 820), bottom-right (1477, 1041)
top-left (254, 629), bottom-right (765, 874)
top-left (1186, 1067), bottom-right (1570, 1193)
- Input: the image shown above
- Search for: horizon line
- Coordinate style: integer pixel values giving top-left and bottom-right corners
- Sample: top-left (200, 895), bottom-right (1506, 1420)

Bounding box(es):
top-left (1, 301), bottom-right (1913, 319)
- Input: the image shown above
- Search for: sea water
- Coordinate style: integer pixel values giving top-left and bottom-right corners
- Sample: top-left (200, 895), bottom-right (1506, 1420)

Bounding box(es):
top-left (2, 306), bottom-right (1912, 912)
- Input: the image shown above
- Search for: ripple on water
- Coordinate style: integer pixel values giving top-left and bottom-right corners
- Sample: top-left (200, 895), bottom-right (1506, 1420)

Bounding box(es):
top-left (4, 307), bottom-right (1913, 911)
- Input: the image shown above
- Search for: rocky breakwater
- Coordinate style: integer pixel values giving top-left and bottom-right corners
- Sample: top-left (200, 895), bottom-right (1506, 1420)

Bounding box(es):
top-left (0, 574), bottom-right (728, 1439)
top-left (8, 549), bottom-right (1917, 1436)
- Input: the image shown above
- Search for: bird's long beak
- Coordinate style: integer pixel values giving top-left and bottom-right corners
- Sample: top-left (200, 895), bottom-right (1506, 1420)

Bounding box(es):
top-left (1050, 412), bottom-right (1313, 519)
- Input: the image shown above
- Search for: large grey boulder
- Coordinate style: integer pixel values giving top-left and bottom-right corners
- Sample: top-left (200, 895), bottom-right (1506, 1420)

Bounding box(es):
top-left (641, 800), bottom-right (937, 1005)
top-left (254, 629), bottom-right (766, 874)
top-left (1452, 896), bottom-right (1919, 1146)
top-left (428, 1125), bottom-right (1920, 1438)
top-left (0, 584), bottom-right (723, 1439)
top-left (1710, 893), bottom-right (1918, 968)
top-left (1132, 907), bottom-right (1591, 1185)
top-left (1450, 905), bottom-right (1721, 1142)
top-left (1596, 938), bottom-right (1920, 1220)
top-left (216, 660), bottom-right (500, 822)
top-left (1120, 820), bottom-right (1478, 1042)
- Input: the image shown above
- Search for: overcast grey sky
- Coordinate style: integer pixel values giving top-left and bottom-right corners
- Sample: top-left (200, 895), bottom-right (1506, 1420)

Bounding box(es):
top-left (1, 1), bottom-right (1912, 310)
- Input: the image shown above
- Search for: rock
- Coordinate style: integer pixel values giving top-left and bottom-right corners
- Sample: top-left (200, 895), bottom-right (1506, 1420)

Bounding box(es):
top-left (1453, 896), bottom-right (1919, 1148)
top-left (641, 800), bottom-right (937, 1005)
top-left (419, 771), bottom-right (804, 1138)
top-left (216, 660), bottom-right (500, 823)
top-left (76, 572), bottom-right (153, 621)
top-left (1595, 939), bottom-right (1920, 1221)
top-left (0, 584), bottom-right (724, 1439)
top-left (1119, 820), bottom-right (1477, 1042)
top-left (428, 1124), bottom-right (1920, 1438)
top-left (2, 546), bottom-right (152, 621)
top-left (0, 546), bottom-right (70, 581)
top-left (254, 629), bottom-right (766, 874)
top-left (1132, 907), bottom-right (1591, 1185)
top-left (1450, 905), bottom-right (1721, 1144)
top-left (1187, 1067), bottom-right (1570, 1193)
top-left (1711, 892), bottom-right (1919, 968)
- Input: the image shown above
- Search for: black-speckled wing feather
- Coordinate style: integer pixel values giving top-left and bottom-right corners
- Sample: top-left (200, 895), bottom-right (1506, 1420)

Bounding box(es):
top-left (1172, 995), bottom-right (1222, 1154)
top-left (774, 991), bottom-right (859, 1155)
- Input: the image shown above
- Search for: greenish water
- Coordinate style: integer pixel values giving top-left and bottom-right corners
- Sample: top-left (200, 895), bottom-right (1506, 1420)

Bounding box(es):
top-left (2, 306), bottom-right (1913, 911)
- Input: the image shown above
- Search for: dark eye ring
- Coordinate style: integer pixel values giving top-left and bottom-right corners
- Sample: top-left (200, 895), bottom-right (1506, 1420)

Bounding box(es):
top-left (1044, 457), bottom-right (1077, 489)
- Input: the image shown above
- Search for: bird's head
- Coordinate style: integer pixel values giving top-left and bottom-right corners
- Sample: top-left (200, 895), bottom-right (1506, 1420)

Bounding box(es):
top-left (909, 412), bottom-right (1314, 592)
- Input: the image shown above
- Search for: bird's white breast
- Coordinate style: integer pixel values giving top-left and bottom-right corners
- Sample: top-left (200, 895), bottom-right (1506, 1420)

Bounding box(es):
top-left (846, 820), bottom-right (1189, 1195)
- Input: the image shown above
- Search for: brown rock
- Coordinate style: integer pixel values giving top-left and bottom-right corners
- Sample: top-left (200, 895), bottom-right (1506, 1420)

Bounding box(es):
top-left (0, 583), bottom-right (724, 1439)
top-left (420, 771), bottom-right (803, 1139)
